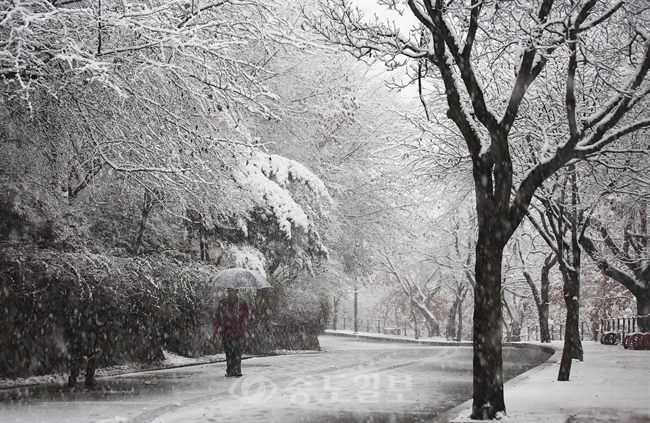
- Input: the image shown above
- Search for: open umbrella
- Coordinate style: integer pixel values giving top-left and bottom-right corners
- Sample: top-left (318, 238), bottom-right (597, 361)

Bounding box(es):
top-left (208, 268), bottom-right (272, 289)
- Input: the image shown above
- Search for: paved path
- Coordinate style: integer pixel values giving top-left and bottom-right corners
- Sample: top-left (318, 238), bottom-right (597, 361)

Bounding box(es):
top-left (0, 334), bottom-right (551, 423)
top-left (433, 340), bottom-right (650, 423)
top-left (325, 331), bottom-right (650, 423)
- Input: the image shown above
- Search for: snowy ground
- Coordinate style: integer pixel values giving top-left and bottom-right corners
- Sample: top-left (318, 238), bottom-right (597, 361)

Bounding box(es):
top-left (0, 351), bottom-right (228, 392)
top-left (0, 349), bottom-right (321, 393)
top-left (0, 334), bottom-right (549, 423)
top-left (439, 342), bottom-right (650, 423)
top-left (0, 333), bottom-right (647, 423)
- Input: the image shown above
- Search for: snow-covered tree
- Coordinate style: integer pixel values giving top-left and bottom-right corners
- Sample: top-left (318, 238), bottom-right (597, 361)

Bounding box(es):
top-left (312, 0), bottom-right (650, 417)
top-left (445, 275), bottom-right (469, 341)
top-left (0, 0), bottom-right (339, 274)
top-left (2, 0), bottom-right (296, 210)
top-left (381, 252), bottom-right (442, 336)
top-left (526, 167), bottom-right (589, 378)
top-left (520, 247), bottom-right (557, 344)
top-left (581, 197), bottom-right (650, 331)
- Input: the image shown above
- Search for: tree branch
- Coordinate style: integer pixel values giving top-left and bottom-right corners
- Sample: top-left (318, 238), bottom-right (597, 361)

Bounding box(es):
top-left (580, 234), bottom-right (643, 297)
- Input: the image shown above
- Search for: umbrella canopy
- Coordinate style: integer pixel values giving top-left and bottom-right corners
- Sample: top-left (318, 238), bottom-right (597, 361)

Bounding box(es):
top-left (208, 268), bottom-right (271, 289)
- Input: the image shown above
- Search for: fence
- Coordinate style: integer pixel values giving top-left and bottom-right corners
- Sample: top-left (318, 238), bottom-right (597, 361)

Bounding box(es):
top-left (327, 318), bottom-right (450, 338)
top-left (327, 318), bottom-right (592, 342)
top-left (598, 315), bottom-right (650, 340)
top-left (522, 321), bottom-right (591, 342)
top-left (327, 318), bottom-right (414, 336)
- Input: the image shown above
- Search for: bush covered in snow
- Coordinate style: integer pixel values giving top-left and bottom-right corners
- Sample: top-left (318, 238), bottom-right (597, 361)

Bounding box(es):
top-left (0, 245), bottom-right (221, 377)
top-left (0, 239), bottom-right (330, 378)
top-left (246, 281), bottom-right (329, 354)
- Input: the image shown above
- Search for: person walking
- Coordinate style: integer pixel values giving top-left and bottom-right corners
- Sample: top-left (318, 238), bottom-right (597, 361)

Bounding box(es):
top-left (65, 308), bottom-right (109, 387)
top-left (214, 288), bottom-right (250, 377)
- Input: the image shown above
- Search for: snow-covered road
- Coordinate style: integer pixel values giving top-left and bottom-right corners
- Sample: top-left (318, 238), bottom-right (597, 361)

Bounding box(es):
top-left (0, 335), bottom-right (551, 423)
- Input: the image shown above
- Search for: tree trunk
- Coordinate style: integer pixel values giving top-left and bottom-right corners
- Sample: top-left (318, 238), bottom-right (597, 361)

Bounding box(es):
top-left (538, 256), bottom-right (553, 343)
top-left (409, 298), bottom-right (440, 337)
top-left (446, 297), bottom-right (459, 340)
top-left (199, 227), bottom-right (209, 261)
top-left (558, 266), bottom-right (583, 381)
top-left (539, 303), bottom-right (550, 343)
top-left (133, 208), bottom-right (149, 254)
top-left (426, 316), bottom-right (440, 337)
top-left (134, 190), bottom-right (157, 254)
top-left (447, 286), bottom-right (467, 341)
top-left (411, 302), bottom-right (419, 339)
top-left (637, 291), bottom-right (650, 332)
top-left (502, 318), bottom-right (511, 342)
top-left (456, 297), bottom-right (464, 342)
top-left (511, 320), bottom-right (521, 342)
top-left (471, 232), bottom-right (505, 419)
top-left (558, 169), bottom-right (583, 381)
top-left (524, 253), bottom-right (556, 343)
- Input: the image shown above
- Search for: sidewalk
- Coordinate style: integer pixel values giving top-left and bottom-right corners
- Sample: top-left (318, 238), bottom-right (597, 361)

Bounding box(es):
top-left (325, 330), bottom-right (650, 423)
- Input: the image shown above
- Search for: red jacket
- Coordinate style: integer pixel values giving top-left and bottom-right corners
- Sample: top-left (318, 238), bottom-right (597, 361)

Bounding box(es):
top-left (214, 296), bottom-right (250, 338)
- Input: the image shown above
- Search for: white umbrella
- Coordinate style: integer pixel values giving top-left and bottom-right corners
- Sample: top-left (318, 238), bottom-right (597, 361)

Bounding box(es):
top-left (208, 268), bottom-right (272, 289)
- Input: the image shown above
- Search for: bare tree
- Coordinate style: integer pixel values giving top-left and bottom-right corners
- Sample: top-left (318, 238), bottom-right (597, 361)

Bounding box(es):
top-left (527, 166), bottom-right (588, 379)
top-left (580, 199), bottom-right (650, 330)
top-left (501, 290), bottom-right (527, 342)
top-left (522, 252), bottom-right (557, 344)
top-left (382, 253), bottom-right (442, 337)
top-left (445, 277), bottom-right (469, 341)
top-left (133, 188), bottom-right (164, 254)
top-left (312, 0), bottom-right (650, 417)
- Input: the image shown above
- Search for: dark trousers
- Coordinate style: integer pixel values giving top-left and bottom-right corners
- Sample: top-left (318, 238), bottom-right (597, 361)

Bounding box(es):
top-left (222, 336), bottom-right (244, 376)
top-left (69, 355), bottom-right (97, 387)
